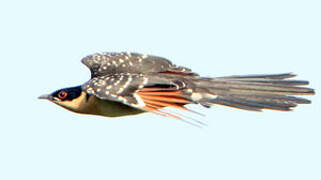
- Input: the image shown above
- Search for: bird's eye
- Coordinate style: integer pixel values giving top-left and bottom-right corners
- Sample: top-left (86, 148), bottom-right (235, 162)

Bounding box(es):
top-left (58, 91), bottom-right (68, 99)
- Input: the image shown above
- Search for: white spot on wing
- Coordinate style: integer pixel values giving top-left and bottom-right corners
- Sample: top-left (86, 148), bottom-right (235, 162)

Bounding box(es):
top-left (191, 92), bottom-right (203, 101)
top-left (106, 85), bottom-right (112, 89)
top-left (133, 93), bottom-right (145, 107)
top-left (142, 54), bottom-right (148, 59)
top-left (186, 89), bottom-right (193, 93)
top-left (204, 94), bottom-right (217, 99)
top-left (143, 77), bottom-right (148, 85)
top-left (116, 87), bottom-right (124, 94)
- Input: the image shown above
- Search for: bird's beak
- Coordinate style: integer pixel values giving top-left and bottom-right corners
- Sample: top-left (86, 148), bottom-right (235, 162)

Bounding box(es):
top-left (38, 94), bottom-right (53, 100)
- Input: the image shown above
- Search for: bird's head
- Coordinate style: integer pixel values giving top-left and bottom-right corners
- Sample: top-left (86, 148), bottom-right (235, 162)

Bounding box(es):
top-left (38, 86), bottom-right (89, 113)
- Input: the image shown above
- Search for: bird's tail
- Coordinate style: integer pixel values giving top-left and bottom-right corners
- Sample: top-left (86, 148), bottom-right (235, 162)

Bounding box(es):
top-left (192, 73), bottom-right (315, 111)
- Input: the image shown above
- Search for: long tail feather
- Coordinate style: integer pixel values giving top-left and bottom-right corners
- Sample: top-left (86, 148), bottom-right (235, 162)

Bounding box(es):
top-left (193, 73), bottom-right (315, 111)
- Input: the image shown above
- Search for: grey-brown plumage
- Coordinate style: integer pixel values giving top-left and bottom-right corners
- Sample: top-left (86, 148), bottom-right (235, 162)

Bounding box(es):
top-left (81, 52), bottom-right (196, 78)
top-left (81, 52), bottom-right (314, 111)
top-left (39, 52), bottom-right (315, 123)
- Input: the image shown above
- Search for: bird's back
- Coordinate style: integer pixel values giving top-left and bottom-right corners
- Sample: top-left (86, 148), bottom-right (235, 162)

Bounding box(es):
top-left (81, 52), bottom-right (197, 78)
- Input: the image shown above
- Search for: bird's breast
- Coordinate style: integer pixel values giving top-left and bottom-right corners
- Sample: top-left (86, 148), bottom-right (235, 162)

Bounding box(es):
top-left (84, 95), bottom-right (144, 117)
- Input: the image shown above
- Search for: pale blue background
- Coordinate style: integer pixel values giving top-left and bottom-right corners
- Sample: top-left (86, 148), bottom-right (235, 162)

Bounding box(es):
top-left (0, 0), bottom-right (320, 179)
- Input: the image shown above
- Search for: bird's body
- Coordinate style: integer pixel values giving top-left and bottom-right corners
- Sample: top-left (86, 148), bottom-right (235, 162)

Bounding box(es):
top-left (39, 52), bottom-right (315, 123)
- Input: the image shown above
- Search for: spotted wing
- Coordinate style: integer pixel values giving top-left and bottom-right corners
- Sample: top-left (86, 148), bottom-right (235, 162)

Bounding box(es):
top-left (82, 73), bottom-right (187, 105)
top-left (81, 52), bottom-right (197, 78)
top-left (82, 73), bottom-right (203, 124)
top-left (83, 73), bottom-right (147, 106)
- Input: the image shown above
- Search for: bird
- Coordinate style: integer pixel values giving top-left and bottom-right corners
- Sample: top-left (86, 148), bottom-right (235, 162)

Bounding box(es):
top-left (39, 52), bottom-right (315, 125)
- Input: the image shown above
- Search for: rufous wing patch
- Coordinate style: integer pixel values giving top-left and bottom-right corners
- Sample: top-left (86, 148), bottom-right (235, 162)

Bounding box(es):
top-left (137, 87), bottom-right (205, 127)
